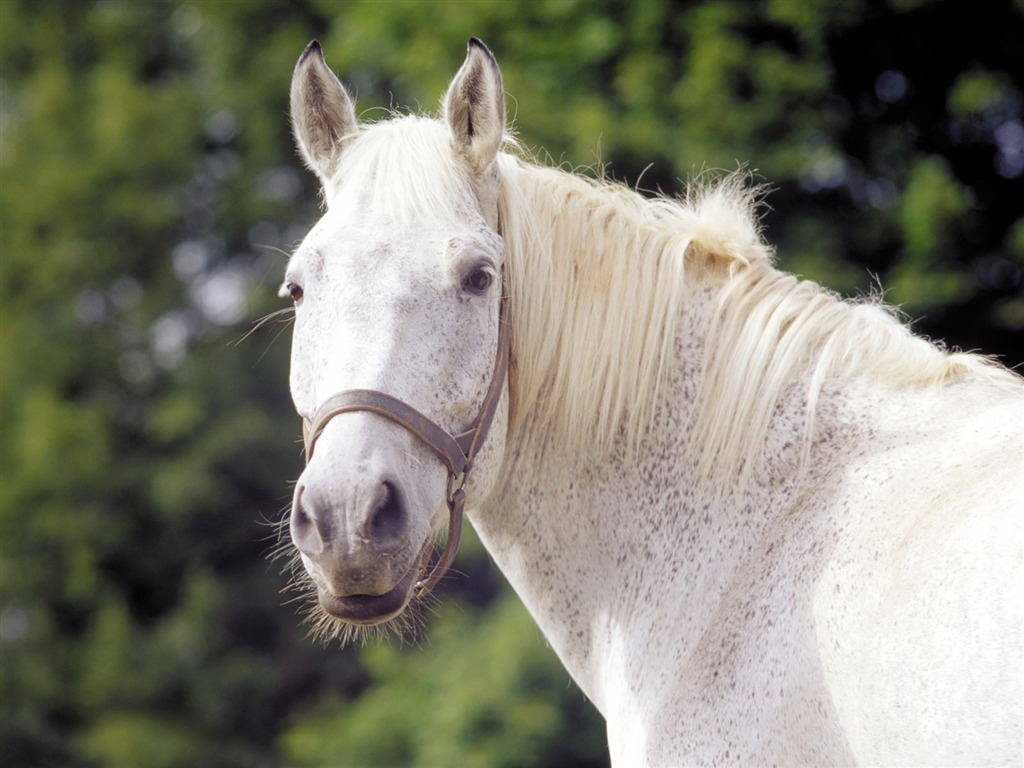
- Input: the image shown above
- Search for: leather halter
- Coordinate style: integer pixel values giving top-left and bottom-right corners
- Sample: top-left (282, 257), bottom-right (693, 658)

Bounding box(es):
top-left (302, 292), bottom-right (510, 597)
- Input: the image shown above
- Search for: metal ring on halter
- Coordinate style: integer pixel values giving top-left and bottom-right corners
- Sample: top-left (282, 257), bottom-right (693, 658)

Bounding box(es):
top-left (300, 291), bottom-right (510, 597)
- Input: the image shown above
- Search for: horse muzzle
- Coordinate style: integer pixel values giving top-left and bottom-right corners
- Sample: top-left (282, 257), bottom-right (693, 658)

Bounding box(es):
top-left (290, 469), bottom-right (432, 624)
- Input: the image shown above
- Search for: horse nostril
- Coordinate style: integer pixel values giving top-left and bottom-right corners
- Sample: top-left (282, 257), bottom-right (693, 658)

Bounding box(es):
top-left (290, 487), bottom-right (325, 556)
top-left (369, 481), bottom-right (406, 546)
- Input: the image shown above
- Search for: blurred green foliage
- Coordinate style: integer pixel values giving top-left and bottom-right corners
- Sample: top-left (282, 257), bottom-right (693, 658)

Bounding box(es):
top-left (281, 595), bottom-right (605, 768)
top-left (2, 1), bottom-right (1021, 766)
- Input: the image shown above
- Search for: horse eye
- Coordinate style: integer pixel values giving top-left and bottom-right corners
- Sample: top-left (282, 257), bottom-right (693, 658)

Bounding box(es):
top-left (463, 268), bottom-right (493, 295)
top-left (288, 283), bottom-right (304, 303)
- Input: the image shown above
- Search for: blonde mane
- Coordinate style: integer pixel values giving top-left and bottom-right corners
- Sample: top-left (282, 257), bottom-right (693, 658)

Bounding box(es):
top-left (330, 115), bottom-right (1017, 494)
top-left (497, 155), bottom-right (767, 451)
top-left (495, 147), bottom-right (1019, 492)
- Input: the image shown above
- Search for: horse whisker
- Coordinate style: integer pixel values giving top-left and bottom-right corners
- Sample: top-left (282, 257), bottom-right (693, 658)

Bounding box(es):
top-left (232, 307), bottom-right (295, 346)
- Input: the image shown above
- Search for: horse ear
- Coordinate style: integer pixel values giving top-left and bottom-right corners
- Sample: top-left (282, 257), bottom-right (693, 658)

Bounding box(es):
top-left (444, 38), bottom-right (505, 176)
top-left (290, 40), bottom-right (358, 184)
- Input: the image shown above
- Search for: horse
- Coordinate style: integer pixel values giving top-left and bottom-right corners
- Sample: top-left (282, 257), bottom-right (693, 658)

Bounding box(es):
top-left (279, 38), bottom-right (1023, 766)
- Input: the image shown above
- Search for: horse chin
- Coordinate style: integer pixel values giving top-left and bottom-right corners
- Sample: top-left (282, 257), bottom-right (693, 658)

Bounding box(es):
top-left (316, 577), bottom-right (413, 625)
top-left (315, 541), bottom-right (431, 626)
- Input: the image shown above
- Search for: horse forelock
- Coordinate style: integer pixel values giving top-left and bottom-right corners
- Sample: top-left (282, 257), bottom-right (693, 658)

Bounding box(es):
top-left (326, 115), bottom-right (482, 225)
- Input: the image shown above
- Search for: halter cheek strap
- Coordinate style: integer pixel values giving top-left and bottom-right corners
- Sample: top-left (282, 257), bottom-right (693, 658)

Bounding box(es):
top-left (301, 292), bottom-right (510, 597)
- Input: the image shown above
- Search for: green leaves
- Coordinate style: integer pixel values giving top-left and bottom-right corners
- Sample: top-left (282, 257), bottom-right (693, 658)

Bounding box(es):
top-left (281, 596), bottom-right (605, 768)
top-left (890, 156), bottom-right (971, 309)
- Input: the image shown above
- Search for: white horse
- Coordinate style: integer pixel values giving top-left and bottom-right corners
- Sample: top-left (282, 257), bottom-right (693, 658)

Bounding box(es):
top-left (280, 38), bottom-right (1023, 766)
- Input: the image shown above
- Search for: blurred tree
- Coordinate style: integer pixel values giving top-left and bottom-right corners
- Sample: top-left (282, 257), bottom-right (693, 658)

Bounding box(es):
top-left (280, 595), bottom-right (606, 768)
top-left (1, 2), bottom-right (367, 766)
top-left (2, 1), bottom-right (1021, 767)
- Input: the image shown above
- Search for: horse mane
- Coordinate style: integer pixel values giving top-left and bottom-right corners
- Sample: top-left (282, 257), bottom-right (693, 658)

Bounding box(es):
top-left (329, 114), bottom-right (1017, 495)
top-left (495, 146), bottom-right (1020, 494)
top-left (496, 155), bottom-right (767, 454)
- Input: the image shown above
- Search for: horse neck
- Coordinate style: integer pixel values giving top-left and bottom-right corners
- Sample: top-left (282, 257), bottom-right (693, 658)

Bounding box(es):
top-left (474, 269), bottom-right (823, 714)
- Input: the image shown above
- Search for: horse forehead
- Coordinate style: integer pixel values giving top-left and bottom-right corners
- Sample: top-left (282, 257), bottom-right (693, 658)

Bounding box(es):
top-left (308, 203), bottom-right (497, 286)
top-left (297, 225), bottom-right (464, 335)
top-left (307, 212), bottom-right (446, 274)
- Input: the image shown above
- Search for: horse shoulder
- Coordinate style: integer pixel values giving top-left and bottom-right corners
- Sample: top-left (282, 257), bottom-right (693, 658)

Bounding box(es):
top-left (628, 379), bottom-right (1022, 766)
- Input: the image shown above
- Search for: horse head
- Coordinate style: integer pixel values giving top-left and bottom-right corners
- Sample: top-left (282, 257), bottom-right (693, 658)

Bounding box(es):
top-left (282, 39), bottom-right (509, 635)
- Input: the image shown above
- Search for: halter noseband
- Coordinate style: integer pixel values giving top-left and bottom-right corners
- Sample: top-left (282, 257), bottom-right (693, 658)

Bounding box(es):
top-left (301, 292), bottom-right (510, 597)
